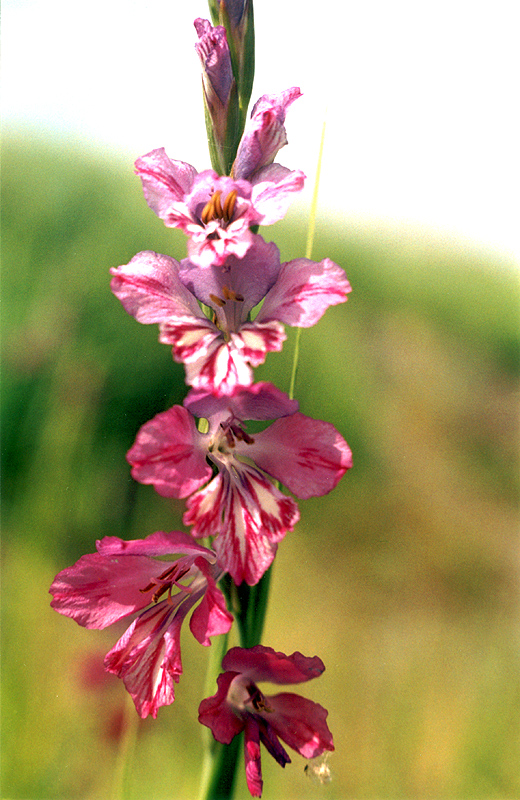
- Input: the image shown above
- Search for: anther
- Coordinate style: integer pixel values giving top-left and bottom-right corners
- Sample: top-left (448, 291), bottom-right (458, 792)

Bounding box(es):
top-left (223, 189), bottom-right (237, 222)
top-left (222, 285), bottom-right (244, 303)
top-left (209, 293), bottom-right (226, 308)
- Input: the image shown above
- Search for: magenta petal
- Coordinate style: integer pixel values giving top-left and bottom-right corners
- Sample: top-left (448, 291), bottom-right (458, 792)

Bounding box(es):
top-left (134, 148), bottom-right (197, 225)
top-left (265, 693), bottom-right (334, 758)
top-left (185, 469), bottom-right (300, 585)
top-left (127, 406), bottom-right (212, 498)
top-left (198, 671), bottom-right (244, 744)
top-left (189, 559), bottom-right (233, 645)
top-left (96, 530), bottom-right (212, 559)
top-left (222, 646), bottom-right (325, 685)
top-left (49, 552), bottom-right (167, 629)
top-left (243, 717), bottom-right (264, 797)
top-left (104, 602), bottom-right (186, 718)
top-left (246, 413), bottom-right (352, 499)
top-left (110, 251), bottom-right (204, 325)
top-left (257, 257), bottom-right (352, 328)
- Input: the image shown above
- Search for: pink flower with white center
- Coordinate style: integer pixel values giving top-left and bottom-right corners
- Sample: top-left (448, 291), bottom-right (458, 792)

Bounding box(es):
top-left (110, 241), bottom-right (351, 397)
top-left (134, 88), bottom-right (304, 268)
top-left (126, 383), bottom-right (353, 585)
top-left (49, 531), bottom-right (233, 718)
top-left (198, 645), bottom-right (334, 798)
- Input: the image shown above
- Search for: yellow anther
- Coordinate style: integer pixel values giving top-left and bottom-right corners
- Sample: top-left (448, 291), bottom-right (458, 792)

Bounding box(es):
top-left (223, 189), bottom-right (237, 222)
top-left (213, 191), bottom-right (224, 218)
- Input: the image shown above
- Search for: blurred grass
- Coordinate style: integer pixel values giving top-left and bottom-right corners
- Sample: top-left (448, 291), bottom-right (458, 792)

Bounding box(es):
top-left (1, 132), bottom-right (519, 799)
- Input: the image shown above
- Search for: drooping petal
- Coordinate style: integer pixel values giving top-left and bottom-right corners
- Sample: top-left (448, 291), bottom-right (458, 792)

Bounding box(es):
top-left (110, 250), bottom-right (205, 325)
top-left (181, 324), bottom-right (285, 396)
top-left (245, 412), bottom-right (352, 498)
top-left (134, 149), bottom-right (197, 226)
top-left (159, 317), bottom-right (222, 363)
top-left (256, 257), bottom-right (352, 328)
top-left (263, 693), bottom-right (334, 759)
top-left (127, 406), bottom-right (212, 498)
top-left (222, 646), bottom-right (325, 685)
top-left (198, 671), bottom-right (244, 743)
top-left (233, 87), bottom-right (302, 180)
top-left (189, 557), bottom-right (234, 645)
top-left (49, 552), bottom-right (171, 629)
top-left (104, 600), bottom-right (188, 718)
top-left (184, 467), bottom-right (300, 585)
top-left (243, 716), bottom-right (264, 797)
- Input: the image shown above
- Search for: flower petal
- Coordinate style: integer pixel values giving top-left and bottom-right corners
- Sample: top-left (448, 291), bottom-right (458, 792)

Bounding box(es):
top-left (189, 557), bottom-right (234, 645)
top-left (245, 413), bottom-right (352, 498)
top-left (134, 148), bottom-right (197, 226)
top-left (244, 716), bottom-right (264, 797)
top-left (110, 250), bottom-right (205, 325)
top-left (264, 693), bottom-right (334, 759)
top-left (96, 530), bottom-right (213, 560)
top-left (198, 671), bottom-right (244, 744)
top-left (104, 601), bottom-right (188, 718)
top-left (184, 468), bottom-right (300, 585)
top-left (49, 552), bottom-right (170, 629)
top-left (233, 87), bottom-right (302, 180)
top-left (184, 381), bottom-right (297, 422)
top-left (222, 646), bottom-right (325, 685)
top-left (127, 406), bottom-right (212, 498)
top-left (250, 164), bottom-right (305, 225)
top-left (257, 257), bottom-right (351, 328)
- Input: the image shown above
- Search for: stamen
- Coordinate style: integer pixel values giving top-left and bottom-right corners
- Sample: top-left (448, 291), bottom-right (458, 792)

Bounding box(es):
top-left (200, 189), bottom-right (237, 225)
top-left (248, 684), bottom-right (273, 713)
top-left (223, 189), bottom-right (237, 221)
top-left (209, 293), bottom-right (226, 307)
top-left (222, 285), bottom-right (244, 303)
top-left (139, 563), bottom-right (190, 603)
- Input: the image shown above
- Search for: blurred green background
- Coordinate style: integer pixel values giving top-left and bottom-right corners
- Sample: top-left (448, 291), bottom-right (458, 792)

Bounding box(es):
top-left (2, 133), bottom-right (519, 800)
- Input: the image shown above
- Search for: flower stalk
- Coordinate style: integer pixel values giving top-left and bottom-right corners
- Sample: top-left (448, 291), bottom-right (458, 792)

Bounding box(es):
top-left (49, 4), bottom-right (352, 799)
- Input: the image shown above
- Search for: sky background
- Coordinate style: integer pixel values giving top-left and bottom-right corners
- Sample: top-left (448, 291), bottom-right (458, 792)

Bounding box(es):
top-left (3, 0), bottom-right (519, 261)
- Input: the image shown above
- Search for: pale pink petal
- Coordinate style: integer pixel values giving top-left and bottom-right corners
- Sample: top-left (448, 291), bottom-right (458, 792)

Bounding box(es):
top-left (257, 257), bottom-right (352, 328)
top-left (264, 693), bottom-right (334, 758)
top-left (250, 165), bottom-right (305, 225)
top-left (222, 646), bottom-right (325, 685)
top-left (110, 251), bottom-right (204, 324)
top-left (233, 87), bottom-right (302, 180)
top-left (134, 148), bottom-right (197, 226)
top-left (245, 413), bottom-right (352, 498)
top-left (104, 601), bottom-right (188, 718)
top-left (127, 406), bottom-right (212, 498)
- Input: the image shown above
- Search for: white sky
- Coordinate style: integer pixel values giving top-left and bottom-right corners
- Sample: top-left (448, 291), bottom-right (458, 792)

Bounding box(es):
top-left (3, 0), bottom-right (519, 261)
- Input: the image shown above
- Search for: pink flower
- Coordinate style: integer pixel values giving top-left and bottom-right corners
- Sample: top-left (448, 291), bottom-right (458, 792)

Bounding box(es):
top-left (110, 242), bottom-right (351, 397)
top-left (126, 383), bottom-right (353, 585)
top-left (134, 88), bottom-right (304, 268)
top-left (49, 531), bottom-right (233, 718)
top-left (198, 645), bottom-right (334, 797)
